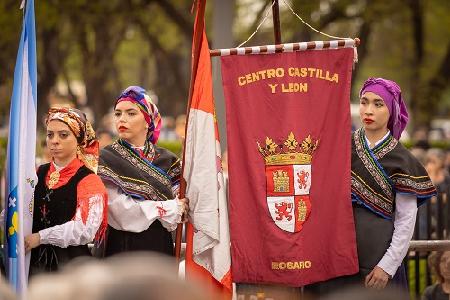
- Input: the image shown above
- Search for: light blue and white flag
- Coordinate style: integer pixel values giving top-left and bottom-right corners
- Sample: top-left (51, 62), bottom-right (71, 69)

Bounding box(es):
top-left (5, 0), bottom-right (37, 294)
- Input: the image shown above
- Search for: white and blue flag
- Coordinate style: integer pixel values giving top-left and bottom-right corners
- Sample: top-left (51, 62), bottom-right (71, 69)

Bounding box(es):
top-left (5, 0), bottom-right (37, 294)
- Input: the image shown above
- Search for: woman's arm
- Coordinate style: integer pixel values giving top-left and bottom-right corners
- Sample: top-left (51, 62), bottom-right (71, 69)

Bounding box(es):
top-left (377, 193), bottom-right (417, 276)
top-left (37, 175), bottom-right (106, 248)
top-left (106, 181), bottom-right (183, 232)
top-left (38, 195), bottom-right (104, 248)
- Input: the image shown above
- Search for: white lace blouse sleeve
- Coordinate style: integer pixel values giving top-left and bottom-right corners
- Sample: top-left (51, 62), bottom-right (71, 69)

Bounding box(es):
top-left (105, 182), bottom-right (182, 232)
top-left (39, 194), bottom-right (104, 248)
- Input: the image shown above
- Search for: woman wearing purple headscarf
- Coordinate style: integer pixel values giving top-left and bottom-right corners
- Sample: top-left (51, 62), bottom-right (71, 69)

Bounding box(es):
top-left (308, 78), bottom-right (436, 295)
top-left (98, 86), bottom-right (188, 257)
top-left (350, 78), bottom-right (436, 290)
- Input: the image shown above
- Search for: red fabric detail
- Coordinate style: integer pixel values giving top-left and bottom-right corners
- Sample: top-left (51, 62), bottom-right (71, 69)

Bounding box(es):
top-left (221, 48), bottom-right (358, 286)
top-left (156, 205), bottom-right (167, 218)
top-left (45, 158), bottom-right (84, 189)
top-left (184, 1), bottom-right (232, 296)
top-left (186, 223), bottom-right (232, 299)
top-left (76, 174), bottom-right (108, 243)
top-left (189, 1), bottom-right (213, 115)
top-left (294, 195), bottom-right (311, 232)
top-left (45, 159), bottom-right (108, 243)
top-left (80, 139), bottom-right (99, 172)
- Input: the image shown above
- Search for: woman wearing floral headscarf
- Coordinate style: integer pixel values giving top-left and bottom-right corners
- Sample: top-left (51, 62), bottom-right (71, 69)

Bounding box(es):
top-left (25, 107), bottom-right (108, 275)
top-left (98, 86), bottom-right (188, 257)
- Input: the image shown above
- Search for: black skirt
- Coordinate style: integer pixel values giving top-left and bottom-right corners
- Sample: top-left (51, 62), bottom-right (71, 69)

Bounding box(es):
top-left (104, 220), bottom-right (174, 257)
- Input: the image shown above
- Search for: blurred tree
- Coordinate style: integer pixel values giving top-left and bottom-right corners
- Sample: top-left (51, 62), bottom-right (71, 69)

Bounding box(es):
top-left (234, 0), bottom-right (450, 129)
top-left (0, 0), bottom-right (23, 121)
top-left (0, 0), bottom-right (449, 131)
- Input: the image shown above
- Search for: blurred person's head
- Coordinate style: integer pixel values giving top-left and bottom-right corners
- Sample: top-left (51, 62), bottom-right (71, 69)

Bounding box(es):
top-left (175, 114), bottom-right (186, 141)
top-left (413, 127), bottom-right (430, 150)
top-left (114, 86), bottom-right (161, 146)
top-left (425, 148), bottom-right (446, 174)
top-left (0, 275), bottom-right (16, 300)
top-left (429, 251), bottom-right (450, 283)
top-left (162, 116), bottom-right (175, 130)
top-left (96, 128), bottom-right (114, 149)
top-left (410, 147), bottom-right (427, 166)
top-left (445, 151), bottom-right (450, 171)
top-left (413, 126), bottom-right (429, 141)
top-left (28, 253), bottom-right (214, 300)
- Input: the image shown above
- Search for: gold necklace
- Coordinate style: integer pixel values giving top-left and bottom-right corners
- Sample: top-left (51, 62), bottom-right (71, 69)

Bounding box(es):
top-left (48, 170), bottom-right (60, 189)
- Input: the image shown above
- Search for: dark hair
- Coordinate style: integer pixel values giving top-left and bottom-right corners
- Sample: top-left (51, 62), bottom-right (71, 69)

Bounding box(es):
top-left (428, 251), bottom-right (448, 283)
top-left (415, 140), bottom-right (430, 150)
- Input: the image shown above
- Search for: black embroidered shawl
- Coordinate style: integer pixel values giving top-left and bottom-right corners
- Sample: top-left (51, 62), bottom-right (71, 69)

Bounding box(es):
top-left (351, 128), bottom-right (436, 219)
top-left (98, 140), bottom-right (181, 201)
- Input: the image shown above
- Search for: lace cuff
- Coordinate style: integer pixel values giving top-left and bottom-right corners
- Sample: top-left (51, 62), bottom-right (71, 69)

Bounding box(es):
top-left (159, 198), bottom-right (183, 232)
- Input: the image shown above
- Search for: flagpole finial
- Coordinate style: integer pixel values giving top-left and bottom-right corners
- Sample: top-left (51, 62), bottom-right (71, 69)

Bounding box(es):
top-left (20, 0), bottom-right (25, 9)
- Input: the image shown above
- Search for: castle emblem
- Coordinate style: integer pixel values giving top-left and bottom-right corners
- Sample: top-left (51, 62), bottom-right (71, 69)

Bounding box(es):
top-left (257, 132), bottom-right (319, 233)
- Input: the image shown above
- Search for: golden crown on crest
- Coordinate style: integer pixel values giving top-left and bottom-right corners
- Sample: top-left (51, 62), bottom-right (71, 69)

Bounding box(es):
top-left (257, 132), bottom-right (319, 165)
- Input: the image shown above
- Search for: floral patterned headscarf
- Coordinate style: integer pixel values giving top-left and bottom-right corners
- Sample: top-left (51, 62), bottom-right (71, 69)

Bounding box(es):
top-left (115, 86), bottom-right (162, 144)
top-left (46, 107), bottom-right (99, 173)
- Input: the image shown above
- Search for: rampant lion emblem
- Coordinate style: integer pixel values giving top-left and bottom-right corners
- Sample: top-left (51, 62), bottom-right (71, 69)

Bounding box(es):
top-left (274, 202), bottom-right (293, 221)
top-left (297, 170), bottom-right (309, 190)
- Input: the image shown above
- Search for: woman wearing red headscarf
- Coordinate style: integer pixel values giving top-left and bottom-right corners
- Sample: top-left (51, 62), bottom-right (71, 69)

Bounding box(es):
top-left (98, 86), bottom-right (188, 257)
top-left (24, 107), bottom-right (108, 275)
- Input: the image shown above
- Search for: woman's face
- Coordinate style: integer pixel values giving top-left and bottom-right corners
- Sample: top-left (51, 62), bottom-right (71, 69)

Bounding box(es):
top-left (114, 101), bottom-right (148, 146)
top-left (359, 92), bottom-right (390, 134)
top-left (440, 251), bottom-right (450, 280)
top-left (46, 120), bottom-right (78, 166)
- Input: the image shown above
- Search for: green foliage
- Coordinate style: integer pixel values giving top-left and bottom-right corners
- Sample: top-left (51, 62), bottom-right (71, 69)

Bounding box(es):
top-left (0, 136), bottom-right (6, 175)
top-left (402, 140), bottom-right (415, 149)
top-left (429, 140), bottom-right (450, 150)
top-left (403, 140), bottom-right (450, 150)
top-left (0, 1), bottom-right (22, 117)
top-left (157, 140), bottom-right (183, 157)
top-left (408, 258), bottom-right (429, 298)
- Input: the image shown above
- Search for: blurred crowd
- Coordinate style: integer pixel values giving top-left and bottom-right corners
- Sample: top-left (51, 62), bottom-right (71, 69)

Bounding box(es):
top-left (408, 128), bottom-right (450, 241)
top-left (0, 250), bottom-right (447, 300)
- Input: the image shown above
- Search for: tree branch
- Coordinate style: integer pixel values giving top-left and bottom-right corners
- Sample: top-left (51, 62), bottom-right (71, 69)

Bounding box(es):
top-left (154, 0), bottom-right (193, 40)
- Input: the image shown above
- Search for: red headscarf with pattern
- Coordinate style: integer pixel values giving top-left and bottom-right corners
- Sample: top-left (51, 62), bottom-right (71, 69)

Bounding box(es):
top-left (46, 107), bottom-right (99, 173)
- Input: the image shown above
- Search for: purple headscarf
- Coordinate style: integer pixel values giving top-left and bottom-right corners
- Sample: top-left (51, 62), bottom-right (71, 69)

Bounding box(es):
top-left (359, 77), bottom-right (409, 140)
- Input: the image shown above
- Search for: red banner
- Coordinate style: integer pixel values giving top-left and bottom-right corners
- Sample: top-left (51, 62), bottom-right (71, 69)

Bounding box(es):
top-left (222, 48), bottom-right (358, 286)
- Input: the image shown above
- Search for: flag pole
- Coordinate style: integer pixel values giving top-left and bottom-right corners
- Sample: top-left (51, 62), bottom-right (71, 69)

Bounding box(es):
top-left (174, 0), bottom-right (206, 263)
top-left (272, 0), bottom-right (282, 45)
